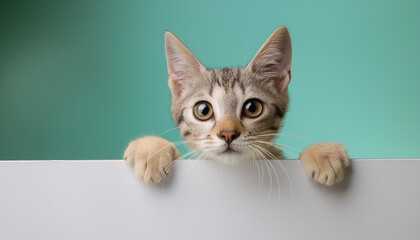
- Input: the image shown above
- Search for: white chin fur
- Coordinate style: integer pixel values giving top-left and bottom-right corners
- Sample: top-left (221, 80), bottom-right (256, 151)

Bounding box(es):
top-left (206, 151), bottom-right (249, 164)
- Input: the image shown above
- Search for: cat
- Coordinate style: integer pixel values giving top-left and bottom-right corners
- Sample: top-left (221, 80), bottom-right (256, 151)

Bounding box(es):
top-left (124, 26), bottom-right (350, 186)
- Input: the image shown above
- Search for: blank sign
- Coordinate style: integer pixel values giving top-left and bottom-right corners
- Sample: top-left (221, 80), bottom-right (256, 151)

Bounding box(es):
top-left (0, 159), bottom-right (419, 240)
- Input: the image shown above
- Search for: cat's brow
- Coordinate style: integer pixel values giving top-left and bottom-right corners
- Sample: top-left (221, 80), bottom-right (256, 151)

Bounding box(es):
top-left (193, 93), bottom-right (206, 98)
top-left (209, 68), bottom-right (244, 96)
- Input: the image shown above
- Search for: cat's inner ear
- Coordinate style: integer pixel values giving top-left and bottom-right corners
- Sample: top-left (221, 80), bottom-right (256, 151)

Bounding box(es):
top-left (164, 31), bottom-right (206, 96)
top-left (246, 26), bottom-right (292, 92)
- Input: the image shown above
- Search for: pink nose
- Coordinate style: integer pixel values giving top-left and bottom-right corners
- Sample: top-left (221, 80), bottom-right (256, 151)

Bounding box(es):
top-left (218, 130), bottom-right (240, 144)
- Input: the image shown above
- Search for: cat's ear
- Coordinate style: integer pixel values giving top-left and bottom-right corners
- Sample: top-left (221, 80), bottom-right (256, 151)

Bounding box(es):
top-left (164, 31), bottom-right (206, 96)
top-left (246, 26), bottom-right (292, 92)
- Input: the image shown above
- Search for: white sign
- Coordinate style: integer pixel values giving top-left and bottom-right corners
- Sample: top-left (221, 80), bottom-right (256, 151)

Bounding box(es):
top-left (0, 159), bottom-right (419, 240)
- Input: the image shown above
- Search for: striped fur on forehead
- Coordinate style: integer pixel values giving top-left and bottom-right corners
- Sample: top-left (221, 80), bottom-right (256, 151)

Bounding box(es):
top-left (209, 68), bottom-right (244, 94)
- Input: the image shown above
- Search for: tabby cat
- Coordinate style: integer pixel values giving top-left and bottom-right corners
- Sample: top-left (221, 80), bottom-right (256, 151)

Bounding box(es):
top-left (124, 26), bottom-right (350, 186)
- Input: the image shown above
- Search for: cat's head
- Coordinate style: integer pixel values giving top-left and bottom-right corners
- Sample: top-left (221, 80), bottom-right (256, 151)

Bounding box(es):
top-left (164, 27), bottom-right (292, 163)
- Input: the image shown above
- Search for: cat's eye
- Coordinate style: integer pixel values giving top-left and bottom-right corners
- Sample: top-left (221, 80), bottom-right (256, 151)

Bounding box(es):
top-left (242, 99), bottom-right (263, 118)
top-left (193, 101), bottom-right (213, 121)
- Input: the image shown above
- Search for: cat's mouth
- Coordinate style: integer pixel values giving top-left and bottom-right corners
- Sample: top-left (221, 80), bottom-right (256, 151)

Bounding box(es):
top-left (220, 146), bottom-right (239, 155)
top-left (211, 144), bottom-right (247, 164)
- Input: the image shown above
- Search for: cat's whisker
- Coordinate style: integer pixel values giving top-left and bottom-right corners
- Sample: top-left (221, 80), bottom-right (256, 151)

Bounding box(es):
top-left (252, 143), bottom-right (294, 205)
top-left (162, 159), bottom-right (180, 181)
top-left (182, 144), bottom-right (212, 159)
top-left (254, 140), bottom-right (300, 158)
top-left (250, 144), bottom-right (273, 196)
top-left (252, 157), bottom-right (262, 195)
top-left (152, 140), bottom-right (200, 180)
top-left (168, 145), bottom-right (211, 184)
top-left (163, 141), bottom-right (212, 180)
top-left (277, 132), bottom-right (312, 143)
top-left (265, 158), bottom-right (281, 208)
top-left (255, 140), bottom-right (301, 155)
top-left (256, 144), bottom-right (294, 206)
top-left (252, 144), bottom-right (282, 208)
top-left (250, 145), bottom-right (273, 202)
top-left (252, 132), bottom-right (311, 144)
top-left (274, 142), bottom-right (301, 153)
top-left (246, 148), bottom-right (262, 193)
top-left (271, 159), bottom-right (293, 205)
top-left (180, 149), bottom-right (199, 160)
top-left (179, 140), bottom-right (221, 160)
top-left (159, 127), bottom-right (179, 137)
top-left (252, 148), bottom-right (264, 185)
top-left (177, 155), bottom-right (202, 201)
top-left (250, 147), bottom-right (264, 196)
top-left (177, 150), bottom-right (211, 198)
top-left (250, 146), bottom-right (264, 188)
top-left (251, 146), bottom-right (266, 184)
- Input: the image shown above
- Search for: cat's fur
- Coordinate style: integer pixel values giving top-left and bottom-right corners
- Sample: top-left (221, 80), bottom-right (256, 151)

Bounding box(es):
top-left (124, 26), bottom-right (350, 186)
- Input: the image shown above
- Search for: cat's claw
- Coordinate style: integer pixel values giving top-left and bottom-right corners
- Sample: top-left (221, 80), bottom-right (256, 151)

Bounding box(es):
top-left (299, 143), bottom-right (350, 186)
top-left (124, 136), bottom-right (179, 184)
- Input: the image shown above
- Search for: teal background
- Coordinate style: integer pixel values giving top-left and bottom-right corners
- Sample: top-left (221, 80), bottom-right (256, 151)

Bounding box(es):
top-left (0, 0), bottom-right (419, 160)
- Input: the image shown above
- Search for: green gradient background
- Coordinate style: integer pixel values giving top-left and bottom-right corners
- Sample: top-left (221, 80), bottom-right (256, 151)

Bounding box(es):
top-left (1, 0), bottom-right (419, 160)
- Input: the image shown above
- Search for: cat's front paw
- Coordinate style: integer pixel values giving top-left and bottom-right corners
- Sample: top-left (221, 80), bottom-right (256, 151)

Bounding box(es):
top-left (124, 136), bottom-right (179, 184)
top-left (299, 143), bottom-right (350, 186)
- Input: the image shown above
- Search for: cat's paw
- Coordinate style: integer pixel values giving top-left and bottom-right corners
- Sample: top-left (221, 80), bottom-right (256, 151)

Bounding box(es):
top-left (299, 143), bottom-right (350, 186)
top-left (124, 136), bottom-right (179, 184)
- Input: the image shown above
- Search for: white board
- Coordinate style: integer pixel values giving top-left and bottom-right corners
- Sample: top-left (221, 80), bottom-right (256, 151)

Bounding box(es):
top-left (0, 159), bottom-right (419, 240)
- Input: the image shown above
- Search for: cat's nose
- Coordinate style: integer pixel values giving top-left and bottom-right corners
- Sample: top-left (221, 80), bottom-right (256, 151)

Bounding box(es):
top-left (218, 130), bottom-right (240, 144)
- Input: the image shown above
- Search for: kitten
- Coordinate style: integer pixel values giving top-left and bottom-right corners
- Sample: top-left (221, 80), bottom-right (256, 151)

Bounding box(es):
top-left (124, 26), bottom-right (350, 186)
